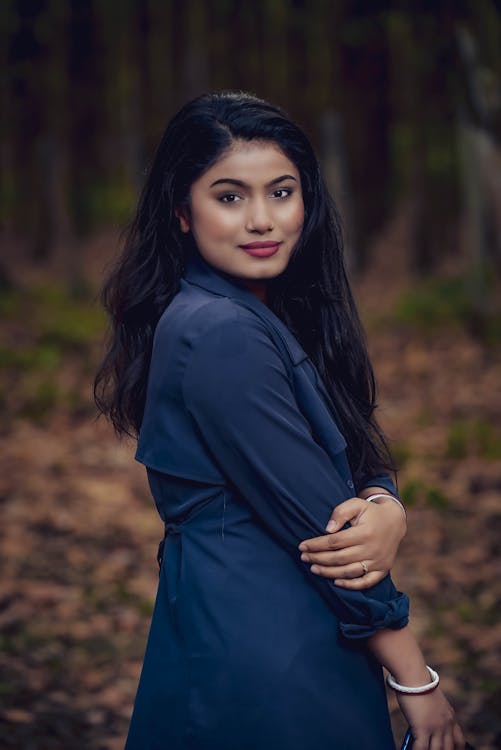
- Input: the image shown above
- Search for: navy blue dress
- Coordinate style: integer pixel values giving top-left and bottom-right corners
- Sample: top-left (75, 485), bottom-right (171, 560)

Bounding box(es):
top-left (125, 251), bottom-right (409, 750)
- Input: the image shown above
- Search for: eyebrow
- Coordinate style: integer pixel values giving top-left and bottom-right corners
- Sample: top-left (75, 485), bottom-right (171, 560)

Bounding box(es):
top-left (209, 174), bottom-right (297, 188)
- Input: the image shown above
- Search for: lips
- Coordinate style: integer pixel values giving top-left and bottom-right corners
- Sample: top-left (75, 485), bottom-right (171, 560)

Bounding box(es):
top-left (239, 241), bottom-right (282, 258)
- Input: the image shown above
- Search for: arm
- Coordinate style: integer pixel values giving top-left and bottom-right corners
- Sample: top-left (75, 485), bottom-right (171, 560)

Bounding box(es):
top-left (182, 304), bottom-right (408, 638)
top-left (368, 627), bottom-right (465, 750)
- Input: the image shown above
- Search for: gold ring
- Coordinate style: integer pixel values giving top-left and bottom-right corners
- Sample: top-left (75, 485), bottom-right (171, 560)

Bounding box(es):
top-left (360, 560), bottom-right (369, 576)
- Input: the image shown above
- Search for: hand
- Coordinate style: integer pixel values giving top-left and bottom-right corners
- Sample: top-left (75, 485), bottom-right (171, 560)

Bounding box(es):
top-left (397, 688), bottom-right (465, 749)
top-left (298, 492), bottom-right (407, 590)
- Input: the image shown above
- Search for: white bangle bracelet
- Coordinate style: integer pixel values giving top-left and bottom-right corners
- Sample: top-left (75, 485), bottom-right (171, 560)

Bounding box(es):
top-left (386, 665), bottom-right (440, 694)
top-left (364, 493), bottom-right (407, 519)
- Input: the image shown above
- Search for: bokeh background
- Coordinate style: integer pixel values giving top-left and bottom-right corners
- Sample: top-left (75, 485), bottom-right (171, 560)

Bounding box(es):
top-left (1, 2), bottom-right (501, 748)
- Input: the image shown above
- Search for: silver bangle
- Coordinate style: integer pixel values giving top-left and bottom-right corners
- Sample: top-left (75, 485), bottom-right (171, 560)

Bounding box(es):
top-left (364, 492), bottom-right (407, 519)
top-left (386, 665), bottom-right (440, 694)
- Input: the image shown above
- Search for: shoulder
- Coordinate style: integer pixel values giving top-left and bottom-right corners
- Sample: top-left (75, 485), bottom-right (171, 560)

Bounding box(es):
top-left (182, 319), bottom-right (295, 424)
top-left (157, 287), bottom-right (273, 353)
top-left (191, 299), bottom-right (278, 360)
top-left (180, 298), bottom-right (292, 395)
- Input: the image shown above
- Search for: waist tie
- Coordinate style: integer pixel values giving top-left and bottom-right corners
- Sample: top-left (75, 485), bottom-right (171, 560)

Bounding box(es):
top-left (157, 522), bottom-right (182, 570)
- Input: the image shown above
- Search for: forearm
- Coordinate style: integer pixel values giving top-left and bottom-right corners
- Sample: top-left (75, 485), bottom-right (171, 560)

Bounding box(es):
top-left (367, 625), bottom-right (430, 686)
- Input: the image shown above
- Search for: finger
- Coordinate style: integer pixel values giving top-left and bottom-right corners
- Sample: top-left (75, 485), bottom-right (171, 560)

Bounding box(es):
top-left (333, 571), bottom-right (385, 589)
top-left (430, 730), bottom-right (444, 750)
top-left (452, 723), bottom-right (465, 749)
top-left (443, 727), bottom-right (454, 750)
top-left (310, 561), bottom-right (371, 580)
top-left (326, 497), bottom-right (367, 532)
top-left (412, 733), bottom-right (430, 750)
top-left (299, 525), bottom-right (368, 552)
top-left (300, 545), bottom-right (365, 566)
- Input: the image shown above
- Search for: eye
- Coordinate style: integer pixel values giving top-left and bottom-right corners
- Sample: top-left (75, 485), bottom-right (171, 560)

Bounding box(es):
top-left (219, 193), bottom-right (242, 203)
top-left (272, 188), bottom-right (292, 199)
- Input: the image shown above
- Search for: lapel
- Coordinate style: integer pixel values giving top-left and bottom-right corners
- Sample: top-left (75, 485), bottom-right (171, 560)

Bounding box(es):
top-left (183, 252), bottom-right (352, 478)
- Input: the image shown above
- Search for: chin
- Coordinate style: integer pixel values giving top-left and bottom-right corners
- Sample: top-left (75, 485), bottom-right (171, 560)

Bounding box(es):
top-left (245, 254), bottom-right (291, 276)
top-left (244, 265), bottom-right (286, 281)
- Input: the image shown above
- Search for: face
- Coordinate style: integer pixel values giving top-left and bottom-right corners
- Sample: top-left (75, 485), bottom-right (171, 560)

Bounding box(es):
top-left (177, 140), bottom-right (304, 299)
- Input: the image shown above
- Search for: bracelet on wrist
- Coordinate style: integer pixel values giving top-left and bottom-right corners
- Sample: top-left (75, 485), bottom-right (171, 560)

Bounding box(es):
top-left (364, 492), bottom-right (407, 519)
top-left (386, 665), bottom-right (439, 694)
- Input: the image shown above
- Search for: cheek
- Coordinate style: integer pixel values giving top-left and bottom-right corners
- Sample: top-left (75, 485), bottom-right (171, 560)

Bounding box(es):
top-left (286, 199), bottom-right (305, 235)
top-left (192, 204), bottom-right (239, 240)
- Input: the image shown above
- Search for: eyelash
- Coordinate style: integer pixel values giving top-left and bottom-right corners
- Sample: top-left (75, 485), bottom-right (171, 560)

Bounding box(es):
top-left (218, 194), bottom-right (241, 203)
top-left (272, 188), bottom-right (293, 199)
top-left (218, 188), bottom-right (293, 203)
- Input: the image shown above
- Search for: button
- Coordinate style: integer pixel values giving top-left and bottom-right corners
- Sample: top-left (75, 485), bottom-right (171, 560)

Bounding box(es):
top-left (347, 479), bottom-right (354, 489)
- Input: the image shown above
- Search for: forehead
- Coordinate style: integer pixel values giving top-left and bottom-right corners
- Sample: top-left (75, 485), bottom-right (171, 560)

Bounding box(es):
top-left (197, 140), bottom-right (299, 185)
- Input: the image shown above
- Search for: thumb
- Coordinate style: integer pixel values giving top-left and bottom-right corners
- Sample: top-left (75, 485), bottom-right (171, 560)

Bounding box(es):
top-left (325, 497), bottom-right (366, 532)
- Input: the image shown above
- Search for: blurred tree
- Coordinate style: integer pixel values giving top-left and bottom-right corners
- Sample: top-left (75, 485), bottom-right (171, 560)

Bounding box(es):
top-left (338, 5), bottom-right (392, 270)
top-left (4, 0), bottom-right (50, 257)
top-left (456, 22), bottom-right (501, 330)
top-left (386, 5), bottom-right (460, 274)
top-left (1, 0), bottom-right (500, 286)
top-left (67, 0), bottom-right (105, 236)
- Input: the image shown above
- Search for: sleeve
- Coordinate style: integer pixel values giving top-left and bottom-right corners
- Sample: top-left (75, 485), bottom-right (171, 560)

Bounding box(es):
top-left (182, 306), bottom-right (409, 638)
top-left (357, 472), bottom-right (401, 500)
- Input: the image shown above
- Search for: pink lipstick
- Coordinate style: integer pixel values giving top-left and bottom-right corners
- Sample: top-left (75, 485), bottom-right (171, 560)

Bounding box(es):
top-left (239, 241), bottom-right (281, 258)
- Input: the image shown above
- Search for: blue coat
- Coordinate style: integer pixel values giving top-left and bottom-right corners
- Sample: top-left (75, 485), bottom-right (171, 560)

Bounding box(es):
top-left (125, 250), bottom-right (409, 750)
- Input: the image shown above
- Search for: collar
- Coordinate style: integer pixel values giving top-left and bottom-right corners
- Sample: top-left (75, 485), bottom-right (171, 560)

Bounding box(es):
top-left (183, 251), bottom-right (308, 365)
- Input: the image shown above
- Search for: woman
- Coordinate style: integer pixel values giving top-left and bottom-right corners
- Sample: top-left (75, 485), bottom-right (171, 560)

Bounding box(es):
top-left (95, 91), bottom-right (464, 749)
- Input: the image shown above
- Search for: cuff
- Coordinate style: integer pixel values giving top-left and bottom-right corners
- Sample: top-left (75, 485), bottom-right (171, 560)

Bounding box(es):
top-left (339, 589), bottom-right (410, 639)
top-left (357, 472), bottom-right (400, 501)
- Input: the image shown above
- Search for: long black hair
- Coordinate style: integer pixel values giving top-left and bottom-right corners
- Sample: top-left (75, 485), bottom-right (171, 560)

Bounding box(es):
top-left (94, 90), bottom-right (394, 482)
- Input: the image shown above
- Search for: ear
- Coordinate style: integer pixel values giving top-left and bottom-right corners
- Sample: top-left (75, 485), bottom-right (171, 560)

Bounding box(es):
top-left (175, 206), bottom-right (191, 233)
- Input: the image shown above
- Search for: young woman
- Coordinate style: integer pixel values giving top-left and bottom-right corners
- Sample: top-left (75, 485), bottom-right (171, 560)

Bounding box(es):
top-left (95, 91), bottom-right (464, 749)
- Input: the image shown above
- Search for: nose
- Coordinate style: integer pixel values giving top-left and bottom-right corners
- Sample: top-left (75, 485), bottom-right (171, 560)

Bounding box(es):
top-left (245, 198), bottom-right (274, 233)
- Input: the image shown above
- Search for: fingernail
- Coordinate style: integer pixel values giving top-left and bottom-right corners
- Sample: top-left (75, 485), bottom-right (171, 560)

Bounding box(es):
top-left (311, 565), bottom-right (319, 574)
top-left (300, 553), bottom-right (309, 562)
top-left (298, 542), bottom-right (307, 551)
top-left (326, 521), bottom-right (337, 532)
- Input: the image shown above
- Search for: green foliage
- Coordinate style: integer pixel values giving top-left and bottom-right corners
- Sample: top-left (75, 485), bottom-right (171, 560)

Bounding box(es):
top-left (0, 681), bottom-right (15, 697)
top-left (391, 440), bottom-right (412, 467)
top-left (425, 486), bottom-right (449, 510)
top-left (137, 599), bottom-right (154, 617)
top-left (399, 478), bottom-right (425, 506)
top-left (0, 289), bottom-right (23, 319)
top-left (394, 274), bottom-right (501, 341)
top-left (426, 135), bottom-right (457, 181)
top-left (74, 181), bottom-right (136, 233)
top-left (400, 479), bottom-right (450, 510)
top-left (0, 344), bottom-right (61, 371)
top-left (447, 421), bottom-right (470, 459)
top-left (19, 380), bottom-right (60, 422)
top-left (395, 276), bottom-right (471, 328)
top-left (0, 284), bottom-right (106, 423)
top-left (389, 122), bottom-right (416, 194)
top-left (457, 599), bottom-right (476, 624)
top-left (26, 285), bottom-right (105, 345)
top-left (447, 419), bottom-right (501, 460)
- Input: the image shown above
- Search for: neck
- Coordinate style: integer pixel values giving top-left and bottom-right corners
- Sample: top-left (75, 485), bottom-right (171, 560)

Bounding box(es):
top-left (239, 279), bottom-right (268, 304)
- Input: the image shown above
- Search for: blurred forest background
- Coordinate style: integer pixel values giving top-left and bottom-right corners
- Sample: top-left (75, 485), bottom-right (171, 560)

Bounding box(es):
top-left (1, 1), bottom-right (501, 748)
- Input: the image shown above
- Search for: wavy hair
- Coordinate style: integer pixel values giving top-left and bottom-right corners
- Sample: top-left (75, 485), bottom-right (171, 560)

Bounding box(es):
top-left (94, 90), bottom-right (394, 482)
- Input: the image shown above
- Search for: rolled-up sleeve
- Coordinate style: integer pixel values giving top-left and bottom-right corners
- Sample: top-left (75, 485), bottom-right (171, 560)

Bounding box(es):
top-left (182, 305), bottom-right (409, 638)
top-left (357, 473), bottom-right (401, 500)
